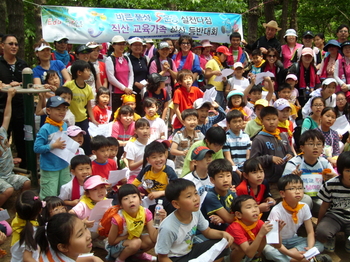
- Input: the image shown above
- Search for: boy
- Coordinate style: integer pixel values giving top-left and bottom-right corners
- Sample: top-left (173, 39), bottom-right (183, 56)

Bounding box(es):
top-left (59, 155), bottom-right (92, 207)
top-left (170, 109), bottom-right (205, 175)
top-left (91, 135), bottom-right (117, 179)
top-left (278, 84), bottom-right (298, 121)
top-left (107, 136), bottom-right (119, 168)
top-left (263, 175), bottom-right (330, 262)
top-left (250, 106), bottom-right (294, 198)
top-left (173, 69), bottom-right (203, 131)
top-left (155, 178), bottom-right (233, 262)
top-left (201, 159), bottom-right (236, 230)
top-left (250, 49), bottom-right (265, 75)
top-left (244, 99), bottom-right (268, 139)
top-left (285, 74), bottom-right (300, 109)
top-left (143, 97), bottom-right (167, 142)
top-left (183, 146), bottom-right (214, 198)
top-left (64, 60), bottom-right (99, 155)
top-left (34, 96), bottom-right (71, 199)
top-left (226, 195), bottom-right (284, 262)
top-left (0, 88), bottom-right (30, 207)
top-left (223, 110), bottom-right (251, 172)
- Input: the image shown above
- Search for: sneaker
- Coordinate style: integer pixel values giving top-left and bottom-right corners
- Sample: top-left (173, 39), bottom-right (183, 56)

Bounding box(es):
top-left (314, 254), bottom-right (332, 262)
top-left (346, 238), bottom-right (350, 253)
top-left (324, 237), bottom-right (335, 252)
top-left (132, 252), bottom-right (157, 261)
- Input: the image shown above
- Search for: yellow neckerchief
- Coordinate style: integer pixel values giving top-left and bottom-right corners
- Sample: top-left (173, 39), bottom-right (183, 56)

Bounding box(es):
top-left (122, 206), bottom-right (146, 239)
top-left (80, 194), bottom-right (107, 210)
top-left (231, 107), bottom-right (248, 116)
top-left (282, 199), bottom-right (304, 224)
top-left (45, 117), bottom-right (64, 131)
top-left (213, 56), bottom-right (224, 70)
top-left (254, 117), bottom-right (262, 126)
top-left (254, 59), bottom-right (265, 68)
top-left (278, 120), bottom-right (293, 137)
top-left (11, 213), bottom-right (39, 246)
top-left (145, 113), bottom-right (160, 121)
top-left (249, 100), bottom-right (255, 105)
top-left (234, 213), bottom-right (262, 241)
top-left (262, 127), bottom-right (281, 140)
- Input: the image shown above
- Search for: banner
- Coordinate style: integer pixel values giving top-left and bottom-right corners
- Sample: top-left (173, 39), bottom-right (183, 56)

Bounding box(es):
top-left (41, 6), bottom-right (242, 44)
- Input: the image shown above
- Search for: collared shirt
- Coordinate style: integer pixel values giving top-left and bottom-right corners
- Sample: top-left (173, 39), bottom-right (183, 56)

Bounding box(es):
top-left (251, 36), bottom-right (281, 54)
top-left (223, 129), bottom-right (251, 165)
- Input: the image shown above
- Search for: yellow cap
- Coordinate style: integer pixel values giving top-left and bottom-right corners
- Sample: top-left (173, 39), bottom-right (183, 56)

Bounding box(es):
top-left (121, 94), bottom-right (136, 104)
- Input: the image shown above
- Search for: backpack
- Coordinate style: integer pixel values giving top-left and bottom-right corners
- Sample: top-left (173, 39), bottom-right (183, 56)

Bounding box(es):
top-left (98, 205), bottom-right (123, 237)
top-left (148, 88), bottom-right (167, 101)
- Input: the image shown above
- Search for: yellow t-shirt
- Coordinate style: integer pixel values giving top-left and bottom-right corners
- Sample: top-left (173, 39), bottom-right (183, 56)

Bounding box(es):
top-left (206, 59), bottom-right (224, 92)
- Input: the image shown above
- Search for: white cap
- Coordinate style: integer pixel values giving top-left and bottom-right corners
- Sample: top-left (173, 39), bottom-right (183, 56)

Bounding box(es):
top-left (35, 43), bottom-right (52, 52)
top-left (54, 35), bottom-right (68, 42)
top-left (233, 62), bottom-right (243, 69)
top-left (145, 38), bottom-right (154, 43)
top-left (284, 29), bottom-right (298, 38)
top-left (86, 41), bottom-right (102, 49)
top-left (322, 78), bottom-right (337, 86)
top-left (128, 37), bottom-right (143, 45)
top-left (111, 35), bottom-right (126, 44)
top-left (285, 74), bottom-right (298, 81)
top-left (193, 98), bottom-right (211, 109)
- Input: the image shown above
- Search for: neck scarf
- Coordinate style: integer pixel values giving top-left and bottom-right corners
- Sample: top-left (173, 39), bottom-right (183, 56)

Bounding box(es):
top-left (122, 206), bottom-right (145, 239)
top-left (299, 63), bottom-right (316, 89)
top-left (145, 113), bottom-right (160, 121)
top-left (278, 120), bottom-right (293, 138)
top-left (234, 213), bottom-right (262, 241)
top-left (262, 127), bottom-right (281, 140)
top-left (320, 53), bottom-right (342, 79)
top-left (231, 107), bottom-right (248, 116)
top-left (11, 213), bottom-right (39, 246)
top-left (53, 50), bottom-right (70, 66)
top-left (228, 46), bottom-right (243, 66)
top-left (213, 56), bottom-right (224, 70)
top-left (80, 194), bottom-right (101, 210)
top-left (255, 59), bottom-right (265, 68)
top-left (282, 199), bottom-right (304, 224)
top-left (45, 117), bottom-right (64, 131)
top-left (71, 176), bottom-right (81, 201)
top-left (174, 51), bottom-right (194, 70)
top-left (254, 117), bottom-right (263, 126)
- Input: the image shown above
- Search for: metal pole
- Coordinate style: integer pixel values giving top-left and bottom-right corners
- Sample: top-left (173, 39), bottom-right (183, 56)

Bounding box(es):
top-left (22, 68), bottom-right (38, 188)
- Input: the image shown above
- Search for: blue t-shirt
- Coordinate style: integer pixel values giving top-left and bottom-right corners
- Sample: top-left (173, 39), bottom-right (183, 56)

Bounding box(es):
top-left (33, 60), bottom-right (65, 85)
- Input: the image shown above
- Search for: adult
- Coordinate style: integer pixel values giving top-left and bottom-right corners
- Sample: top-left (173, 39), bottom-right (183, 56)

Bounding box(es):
top-left (192, 42), bottom-right (207, 71)
top-left (143, 38), bottom-right (156, 59)
top-left (281, 29), bottom-right (302, 69)
top-left (128, 37), bottom-right (149, 115)
top-left (261, 48), bottom-right (285, 90)
top-left (200, 40), bottom-right (213, 63)
top-left (334, 41), bottom-right (350, 95)
top-left (226, 32), bottom-right (250, 68)
top-left (317, 40), bottom-right (342, 81)
top-left (291, 31), bottom-right (321, 67)
top-left (336, 24), bottom-right (349, 44)
top-left (246, 20), bottom-right (281, 55)
top-left (51, 35), bottom-right (75, 68)
top-left (0, 34), bottom-right (28, 168)
top-left (314, 33), bottom-right (326, 60)
top-left (173, 35), bottom-right (202, 86)
top-left (87, 41), bottom-right (108, 88)
top-left (106, 35), bottom-right (134, 114)
top-left (205, 46), bottom-right (232, 107)
top-left (161, 38), bottom-right (175, 58)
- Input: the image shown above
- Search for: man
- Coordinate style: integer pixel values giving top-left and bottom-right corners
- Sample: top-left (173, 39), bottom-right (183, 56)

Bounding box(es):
top-left (51, 35), bottom-right (75, 67)
top-left (226, 32), bottom-right (250, 68)
top-left (0, 34), bottom-right (28, 168)
top-left (336, 24), bottom-right (349, 44)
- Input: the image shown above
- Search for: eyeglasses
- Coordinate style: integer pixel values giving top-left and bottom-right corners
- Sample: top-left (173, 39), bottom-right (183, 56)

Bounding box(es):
top-left (56, 40), bottom-right (68, 44)
top-left (267, 55), bottom-right (276, 58)
top-left (339, 30), bottom-right (349, 33)
top-left (113, 42), bottom-right (126, 46)
top-left (305, 143), bottom-right (323, 148)
top-left (181, 42), bottom-right (191, 46)
top-left (312, 104), bottom-right (324, 108)
top-left (285, 187), bottom-right (304, 192)
top-left (4, 42), bottom-right (18, 46)
top-left (337, 98), bottom-right (346, 101)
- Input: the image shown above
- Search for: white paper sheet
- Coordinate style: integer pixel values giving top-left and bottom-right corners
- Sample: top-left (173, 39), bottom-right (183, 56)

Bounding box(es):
top-left (141, 197), bottom-right (156, 208)
top-left (214, 69), bottom-right (234, 81)
top-left (88, 122), bottom-right (113, 137)
top-left (332, 115), bottom-right (350, 135)
top-left (50, 131), bottom-right (80, 163)
top-left (0, 209), bottom-right (10, 221)
top-left (89, 199), bottom-right (113, 232)
top-left (303, 247), bottom-right (320, 260)
top-left (203, 87), bottom-right (218, 104)
top-left (255, 71), bottom-right (274, 84)
top-left (266, 220), bottom-right (279, 244)
top-left (189, 238), bottom-right (228, 262)
top-left (108, 169), bottom-right (128, 186)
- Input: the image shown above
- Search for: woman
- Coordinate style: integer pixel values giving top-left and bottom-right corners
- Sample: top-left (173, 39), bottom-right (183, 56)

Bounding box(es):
top-left (334, 41), bottom-right (350, 98)
top-left (314, 33), bottom-right (326, 60)
top-left (128, 37), bottom-right (149, 115)
top-left (106, 35), bottom-right (134, 114)
top-left (88, 41), bottom-right (108, 88)
top-left (205, 46), bottom-right (232, 108)
top-left (262, 48), bottom-right (285, 90)
top-left (161, 37), bottom-right (176, 58)
top-left (281, 29), bottom-right (302, 69)
top-left (318, 40), bottom-right (342, 82)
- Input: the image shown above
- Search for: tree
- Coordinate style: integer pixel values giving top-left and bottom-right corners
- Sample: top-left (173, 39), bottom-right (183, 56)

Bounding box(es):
top-left (6, 0), bottom-right (25, 59)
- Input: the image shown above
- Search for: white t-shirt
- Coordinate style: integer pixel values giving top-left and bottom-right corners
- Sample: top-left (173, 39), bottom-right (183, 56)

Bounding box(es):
top-left (183, 171), bottom-right (213, 197)
top-left (125, 140), bottom-right (149, 178)
top-left (228, 76), bottom-right (250, 91)
top-left (10, 228), bottom-right (39, 262)
top-left (58, 179), bottom-right (85, 201)
top-left (143, 117), bottom-right (168, 142)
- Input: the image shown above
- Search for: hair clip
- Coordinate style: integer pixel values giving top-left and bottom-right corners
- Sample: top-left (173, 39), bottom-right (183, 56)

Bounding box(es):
top-left (34, 196), bottom-right (39, 200)
top-left (42, 201), bottom-right (46, 208)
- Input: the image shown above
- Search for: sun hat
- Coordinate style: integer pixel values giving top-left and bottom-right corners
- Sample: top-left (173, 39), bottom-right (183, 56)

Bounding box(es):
top-left (83, 175), bottom-right (109, 190)
top-left (46, 96), bottom-right (70, 108)
top-left (284, 29), bottom-right (298, 38)
top-left (192, 42), bottom-right (203, 49)
top-left (227, 90), bottom-right (244, 100)
top-left (158, 42), bottom-right (170, 50)
top-left (254, 99), bottom-right (269, 108)
top-left (323, 39), bottom-right (341, 52)
top-left (301, 47), bottom-right (314, 56)
top-left (145, 38), bottom-right (154, 43)
top-left (191, 146), bottom-right (214, 161)
top-left (262, 20), bottom-right (281, 31)
top-left (35, 43), bottom-right (52, 52)
top-left (193, 98), bottom-right (212, 109)
top-left (201, 40), bottom-right (213, 48)
top-left (216, 46), bottom-right (232, 56)
top-left (128, 37), bottom-right (143, 45)
top-left (148, 73), bottom-right (167, 84)
top-left (67, 125), bottom-right (86, 137)
top-left (273, 98), bottom-right (291, 111)
top-left (86, 41), bottom-right (102, 49)
top-left (322, 78), bottom-right (337, 86)
top-left (111, 35), bottom-right (126, 44)
top-left (233, 62), bottom-right (243, 69)
top-left (285, 74), bottom-right (298, 81)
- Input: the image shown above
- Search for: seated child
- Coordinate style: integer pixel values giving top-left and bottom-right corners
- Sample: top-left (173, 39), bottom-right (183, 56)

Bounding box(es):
top-left (59, 155), bottom-right (92, 207)
top-left (107, 136), bottom-right (119, 168)
top-left (40, 196), bottom-right (67, 224)
top-left (93, 87), bottom-right (111, 124)
top-left (67, 125), bottom-right (86, 155)
top-left (113, 94), bottom-right (141, 122)
top-left (244, 99), bottom-right (268, 140)
top-left (277, 84), bottom-right (298, 122)
top-left (227, 90), bottom-right (252, 122)
top-left (155, 179), bottom-right (233, 262)
top-left (285, 74), bottom-right (300, 109)
top-left (158, 140), bottom-right (175, 170)
top-left (226, 195), bottom-right (284, 262)
top-left (249, 49), bottom-right (265, 75)
top-left (226, 62), bottom-right (250, 92)
top-left (201, 159), bottom-right (236, 230)
top-left (142, 97), bottom-right (167, 142)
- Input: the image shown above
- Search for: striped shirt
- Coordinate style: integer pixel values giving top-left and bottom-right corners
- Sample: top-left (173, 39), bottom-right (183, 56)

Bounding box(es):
top-left (223, 129), bottom-right (251, 165)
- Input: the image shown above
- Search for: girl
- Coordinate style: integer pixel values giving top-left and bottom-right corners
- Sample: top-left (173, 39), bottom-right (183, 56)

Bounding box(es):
top-left (226, 90), bottom-right (252, 122)
top-left (67, 125), bottom-right (86, 155)
top-left (142, 97), bottom-right (167, 142)
top-left (317, 107), bottom-right (340, 166)
top-left (35, 213), bottom-right (102, 262)
top-left (113, 94), bottom-right (141, 122)
top-left (93, 87), bottom-right (111, 124)
top-left (314, 33), bottom-right (326, 60)
top-left (10, 191), bottom-right (42, 262)
top-left (106, 184), bottom-right (160, 262)
top-left (335, 91), bottom-right (350, 144)
top-left (301, 96), bottom-right (325, 134)
top-left (40, 196), bottom-right (67, 224)
top-left (43, 70), bottom-right (61, 91)
top-left (124, 118), bottom-right (150, 183)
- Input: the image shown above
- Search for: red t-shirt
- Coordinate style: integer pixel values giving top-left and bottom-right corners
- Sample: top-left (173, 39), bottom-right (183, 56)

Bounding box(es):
top-left (236, 180), bottom-right (267, 204)
top-left (92, 159), bottom-right (117, 179)
top-left (226, 220), bottom-right (265, 245)
top-left (93, 105), bottom-right (110, 124)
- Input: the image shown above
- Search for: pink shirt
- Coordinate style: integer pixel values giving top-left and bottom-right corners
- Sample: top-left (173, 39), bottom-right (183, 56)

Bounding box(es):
top-left (114, 58), bottom-right (130, 94)
top-left (281, 43), bottom-right (302, 68)
top-left (112, 120), bottom-right (135, 141)
top-left (72, 201), bottom-right (92, 220)
top-left (149, 58), bottom-right (177, 85)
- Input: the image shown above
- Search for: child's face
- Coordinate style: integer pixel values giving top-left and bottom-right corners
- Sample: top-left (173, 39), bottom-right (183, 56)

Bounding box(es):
top-left (49, 205), bottom-right (67, 217)
top-left (124, 102), bottom-right (136, 110)
top-left (173, 185), bottom-right (200, 212)
top-left (47, 74), bottom-right (60, 88)
top-left (193, 152), bottom-right (213, 170)
top-left (197, 107), bottom-right (209, 124)
top-left (46, 104), bottom-right (68, 122)
top-left (65, 217), bottom-right (92, 256)
top-left (108, 145), bottom-right (119, 159)
top-left (278, 107), bottom-right (291, 122)
top-left (234, 67), bottom-right (244, 77)
top-left (261, 114), bottom-right (279, 133)
top-left (60, 93), bottom-right (72, 104)
top-left (70, 133), bottom-right (84, 146)
top-left (236, 199), bottom-right (260, 224)
top-left (120, 193), bottom-right (141, 215)
top-left (98, 94), bottom-right (110, 107)
top-left (249, 91), bottom-right (262, 102)
top-left (323, 83), bottom-right (336, 97)
top-left (254, 105), bottom-right (264, 119)
top-left (119, 113), bottom-right (133, 127)
top-left (278, 89), bottom-right (291, 100)
top-left (252, 55), bottom-right (263, 66)
top-left (78, 68), bottom-right (91, 81)
top-left (71, 163), bottom-right (92, 183)
top-left (244, 165), bottom-right (264, 186)
top-left (93, 146), bottom-right (109, 163)
top-left (341, 167), bottom-right (350, 186)
top-left (228, 117), bottom-right (243, 133)
top-left (321, 110), bottom-right (336, 128)
top-left (336, 93), bottom-right (347, 108)
top-left (311, 99), bottom-right (324, 116)
top-left (87, 185), bottom-right (107, 202)
top-left (280, 182), bottom-right (304, 204)
top-left (210, 171), bottom-right (232, 192)
top-left (231, 95), bottom-right (243, 107)
top-left (180, 75), bottom-right (194, 89)
top-left (135, 125), bottom-right (150, 140)
top-left (286, 79), bottom-right (297, 88)
top-left (147, 152), bottom-right (166, 172)
top-left (300, 138), bottom-right (324, 158)
top-left (144, 104), bottom-right (158, 117)
top-left (206, 141), bottom-right (223, 153)
top-left (183, 115), bottom-right (198, 131)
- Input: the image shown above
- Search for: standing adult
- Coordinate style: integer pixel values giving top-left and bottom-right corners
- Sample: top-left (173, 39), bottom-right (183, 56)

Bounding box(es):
top-left (281, 29), bottom-right (302, 69)
top-left (0, 34), bottom-right (28, 168)
top-left (143, 38), bottom-right (156, 59)
top-left (88, 41), bottom-right (108, 88)
top-left (291, 31), bottom-right (321, 67)
top-left (226, 32), bottom-right (250, 69)
top-left (336, 24), bottom-right (349, 44)
top-left (106, 35), bottom-right (134, 114)
top-left (200, 40), bottom-right (213, 63)
top-left (314, 33), bottom-right (326, 60)
top-left (318, 40), bottom-right (342, 81)
top-left (334, 41), bottom-right (350, 95)
top-left (50, 35), bottom-right (75, 68)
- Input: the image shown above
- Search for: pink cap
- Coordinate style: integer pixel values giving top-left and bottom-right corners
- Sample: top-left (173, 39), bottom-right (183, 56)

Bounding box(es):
top-left (285, 74), bottom-right (298, 81)
top-left (301, 47), bottom-right (314, 56)
top-left (67, 125), bottom-right (86, 137)
top-left (83, 175), bottom-right (109, 190)
top-left (201, 40), bottom-right (212, 48)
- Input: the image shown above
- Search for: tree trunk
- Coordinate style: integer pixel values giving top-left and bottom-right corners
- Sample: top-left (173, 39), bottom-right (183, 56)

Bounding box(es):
top-left (280, 0), bottom-right (289, 44)
top-left (290, 0), bottom-right (298, 31)
top-left (34, 0), bottom-right (44, 42)
top-left (264, 0), bottom-right (276, 23)
top-left (0, 1), bottom-right (6, 34)
top-left (247, 0), bottom-right (260, 45)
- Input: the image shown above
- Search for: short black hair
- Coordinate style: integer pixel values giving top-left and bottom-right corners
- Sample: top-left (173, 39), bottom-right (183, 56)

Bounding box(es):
top-left (144, 141), bottom-right (166, 158)
top-left (231, 195), bottom-right (255, 213)
top-left (55, 86), bottom-right (73, 98)
top-left (208, 159), bottom-right (232, 178)
top-left (337, 24), bottom-right (349, 33)
top-left (91, 135), bottom-right (110, 151)
top-left (260, 106), bottom-right (278, 119)
top-left (71, 60), bottom-right (91, 80)
top-left (249, 84), bottom-right (263, 94)
top-left (252, 49), bottom-right (262, 56)
top-left (117, 105), bottom-right (134, 119)
top-left (243, 158), bottom-right (263, 174)
top-left (299, 130), bottom-right (325, 146)
top-left (277, 174), bottom-right (303, 191)
top-left (229, 32), bottom-right (242, 41)
top-left (181, 108), bottom-right (198, 121)
top-left (95, 87), bottom-right (110, 106)
top-left (143, 97), bottom-right (158, 109)
top-left (278, 83), bottom-right (292, 92)
top-left (107, 136), bottom-right (119, 147)
top-left (337, 151), bottom-right (350, 178)
top-left (118, 184), bottom-right (141, 204)
top-left (205, 126), bottom-right (226, 146)
top-left (226, 109), bottom-right (244, 123)
top-left (135, 118), bottom-right (150, 130)
top-left (70, 155), bottom-right (91, 170)
top-left (1, 34), bottom-right (17, 43)
top-left (321, 107), bottom-right (336, 117)
top-left (165, 178), bottom-right (195, 202)
top-left (310, 96), bottom-right (325, 107)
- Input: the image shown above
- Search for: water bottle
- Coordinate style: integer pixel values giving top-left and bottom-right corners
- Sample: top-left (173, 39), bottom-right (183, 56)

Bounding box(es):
top-left (153, 199), bottom-right (163, 228)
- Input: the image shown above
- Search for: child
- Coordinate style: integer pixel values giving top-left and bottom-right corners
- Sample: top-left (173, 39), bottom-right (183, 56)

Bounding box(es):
top-left (113, 94), bottom-right (141, 122)
top-left (301, 96), bottom-right (325, 134)
top-left (183, 146), bottom-right (214, 197)
top-left (132, 141), bottom-right (178, 214)
top-left (91, 135), bottom-right (117, 179)
top-left (10, 191), bottom-right (41, 262)
top-left (223, 110), bottom-right (251, 172)
top-left (124, 118), bottom-right (150, 183)
top-left (171, 109), bottom-right (205, 175)
top-left (244, 99), bottom-right (268, 139)
top-left (59, 155), bottom-right (92, 207)
top-left (143, 97), bottom-right (167, 142)
top-left (201, 159), bottom-right (236, 230)
top-left (226, 195), bottom-right (284, 262)
top-left (172, 69), bottom-right (203, 131)
top-left (34, 96), bottom-right (71, 199)
top-left (43, 70), bottom-right (61, 89)
top-left (236, 158), bottom-right (276, 214)
top-left (40, 196), bottom-right (67, 224)
top-left (106, 184), bottom-right (160, 262)
top-left (227, 90), bottom-right (252, 122)
top-left (107, 136), bottom-right (119, 167)
top-left (93, 87), bottom-right (111, 124)
top-left (67, 125), bottom-right (86, 155)
top-left (263, 175), bottom-right (329, 262)
top-left (64, 60), bottom-right (99, 155)
top-left (0, 88), bottom-right (30, 206)
top-left (250, 106), bottom-right (294, 199)
top-left (144, 73), bottom-right (171, 121)
top-left (316, 107), bottom-right (340, 166)
top-left (277, 84), bottom-right (298, 121)
top-left (250, 49), bottom-right (265, 75)
top-left (226, 62), bottom-right (250, 92)
top-left (285, 74), bottom-right (300, 108)
top-left (155, 179), bottom-right (233, 261)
